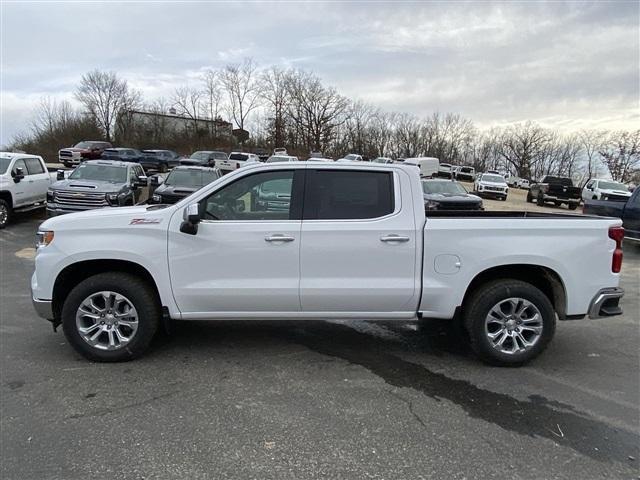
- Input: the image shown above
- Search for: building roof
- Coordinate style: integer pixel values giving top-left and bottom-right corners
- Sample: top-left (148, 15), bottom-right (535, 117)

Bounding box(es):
top-left (127, 110), bottom-right (232, 127)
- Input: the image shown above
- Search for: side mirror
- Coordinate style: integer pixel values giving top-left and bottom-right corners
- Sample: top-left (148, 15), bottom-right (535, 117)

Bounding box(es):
top-left (235, 199), bottom-right (246, 212)
top-left (180, 203), bottom-right (201, 235)
top-left (12, 167), bottom-right (24, 183)
top-left (56, 169), bottom-right (65, 181)
top-left (135, 175), bottom-right (148, 187)
top-left (149, 174), bottom-right (164, 186)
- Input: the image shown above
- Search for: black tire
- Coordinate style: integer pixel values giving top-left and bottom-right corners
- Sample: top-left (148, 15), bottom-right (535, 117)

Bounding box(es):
top-left (592, 195), bottom-right (598, 200)
top-left (0, 199), bottom-right (11, 229)
top-left (536, 193), bottom-right (545, 206)
top-left (568, 203), bottom-right (578, 210)
top-left (463, 279), bottom-right (556, 366)
top-left (526, 192), bottom-right (532, 203)
top-left (61, 272), bottom-right (160, 362)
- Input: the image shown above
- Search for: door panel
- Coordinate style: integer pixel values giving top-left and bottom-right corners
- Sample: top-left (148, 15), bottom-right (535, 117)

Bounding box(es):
top-left (168, 169), bottom-right (303, 316)
top-left (299, 169), bottom-right (419, 313)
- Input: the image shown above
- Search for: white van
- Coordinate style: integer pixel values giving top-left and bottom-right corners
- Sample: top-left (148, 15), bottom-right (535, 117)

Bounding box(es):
top-left (403, 157), bottom-right (439, 178)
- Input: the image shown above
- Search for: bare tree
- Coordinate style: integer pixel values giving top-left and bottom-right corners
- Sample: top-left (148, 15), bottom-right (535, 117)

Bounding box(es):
top-left (498, 122), bottom-right (550, 179)
top-left (286, 70), bottom-right (349, 152)
top-left (75, 70), bottom-right (140, 142)
top-left (202, 69), bottom-right (224, 137)
top-left (171, 86), bottom-right (203, 132)
top-left (577, 129), bottom-right (606, 184)
top-left (599, 130), bottom-right (640, 182)
top-left (260, 66), bottom-right (290, 148)
top-left (220, 58), bottom-right (262, 143)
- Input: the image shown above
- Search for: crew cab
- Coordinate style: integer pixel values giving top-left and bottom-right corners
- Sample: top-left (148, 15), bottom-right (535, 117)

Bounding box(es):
top-left (58, 141), bottom-right (112, 167)
top-left (528, 176), bottom-right (581, 210)
top-left (32, 163), bottom-right (625, 366)
top-left (46, 160), bottom-right (148, 216)
top-left (0, 152), bottom-right (51, 228)
top-left (581, 178), bottom-right (631, 202)
top-left (150, 166), bottom-right (222, 204)
top-left (583, 188), bottom-right (640, 241)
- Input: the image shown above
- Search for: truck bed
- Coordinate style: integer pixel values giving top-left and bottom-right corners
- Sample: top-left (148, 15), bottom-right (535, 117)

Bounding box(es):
top-left (425, 210), bottom-right (597, 219)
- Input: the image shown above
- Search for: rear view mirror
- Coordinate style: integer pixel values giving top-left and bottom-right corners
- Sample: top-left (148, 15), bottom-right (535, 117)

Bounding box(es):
top-left (56, 169), bottom-right (65, 181)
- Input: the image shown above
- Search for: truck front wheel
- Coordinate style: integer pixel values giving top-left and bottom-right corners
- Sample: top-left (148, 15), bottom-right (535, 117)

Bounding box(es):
top-left (463, 280), bottom-right (556, 366)
top-left (61, 272), bottom-right (160, 362)
top-left (0, 199), bottom-right (11, 229)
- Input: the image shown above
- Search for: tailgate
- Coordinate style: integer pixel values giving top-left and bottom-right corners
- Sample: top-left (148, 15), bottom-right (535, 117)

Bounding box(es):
top-left (548, 184), bottom-right (580, 199)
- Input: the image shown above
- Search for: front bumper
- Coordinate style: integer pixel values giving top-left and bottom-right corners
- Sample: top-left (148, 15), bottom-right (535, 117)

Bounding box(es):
top-left (32, 296), bottom-right (53, 320)
top-left (588, 287), bottom-right (624, 318)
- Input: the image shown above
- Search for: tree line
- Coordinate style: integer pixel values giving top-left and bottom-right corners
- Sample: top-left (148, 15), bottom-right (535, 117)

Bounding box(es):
top-left (8, 60), bottom-right (640, 184)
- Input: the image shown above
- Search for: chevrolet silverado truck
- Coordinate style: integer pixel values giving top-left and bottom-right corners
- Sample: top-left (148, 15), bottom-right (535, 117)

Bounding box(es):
top-left (47, 160), bottom-right (149, 216)
top-left (31, 163), bottom-right (625, 365)
top-left (0, 152), bottom-right (51, 228)
top-left (528, 176), bottom-right (581, 210)
top-left (583, 187), bottom-right (640, 241)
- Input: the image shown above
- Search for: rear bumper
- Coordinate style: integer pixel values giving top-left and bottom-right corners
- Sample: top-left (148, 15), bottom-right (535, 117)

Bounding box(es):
top-left (543, 194), bottom-right (580, 204)
top-left (588, 287), bottom-right (624, 318)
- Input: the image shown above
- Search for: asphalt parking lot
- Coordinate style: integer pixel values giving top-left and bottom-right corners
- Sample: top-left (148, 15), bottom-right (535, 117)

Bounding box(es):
top-left (1, 208), bottom-right (638, 480)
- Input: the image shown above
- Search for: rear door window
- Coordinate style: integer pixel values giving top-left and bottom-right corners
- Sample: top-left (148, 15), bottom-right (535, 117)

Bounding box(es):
top-left (304, 170), bottom-right (394, 220)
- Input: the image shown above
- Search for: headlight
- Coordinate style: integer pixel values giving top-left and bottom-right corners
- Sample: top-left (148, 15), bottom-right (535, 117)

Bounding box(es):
top-left (425, 200), bottom-right (440, 210)
top-left (152, 194), bottom-right (161, 203)
top-left (36, 230), bottom-right (54, 248)
top-left (106, 193), bottom-right (119, 205)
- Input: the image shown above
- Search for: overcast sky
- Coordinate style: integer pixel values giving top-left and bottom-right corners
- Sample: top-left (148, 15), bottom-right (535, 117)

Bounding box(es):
top-left (1, 1), bottom-right (638, 145)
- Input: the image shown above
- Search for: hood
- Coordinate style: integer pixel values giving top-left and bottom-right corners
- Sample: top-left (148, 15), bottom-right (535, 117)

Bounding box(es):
top-left (39, 205), bottom-right (172, 231)
top-left (60, 147), bottom-right (90, 153)
top-left (424, 192), bottom-right (481, 202)
top-left (155, 184), bottom-right (199, 195)
top-left (479, 180), bottom-right (507, 187)
top-left (600, 188), bottom-right (631, 196)
top-left (49, 178), bottom-right (126, 193)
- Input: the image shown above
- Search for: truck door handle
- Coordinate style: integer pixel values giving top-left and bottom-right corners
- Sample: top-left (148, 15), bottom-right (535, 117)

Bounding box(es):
top-left (265, 234), bottom-right (295, 243)
top-left (380, 235), bottom-right (410, 243)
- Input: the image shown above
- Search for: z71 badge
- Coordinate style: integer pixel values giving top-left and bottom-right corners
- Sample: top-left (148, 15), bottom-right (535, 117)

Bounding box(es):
top-left (130, 218), bottom-right (162, 225)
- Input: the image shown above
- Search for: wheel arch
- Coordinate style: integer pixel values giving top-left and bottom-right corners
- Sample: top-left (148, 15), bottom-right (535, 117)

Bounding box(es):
top-left (52, 259), bottom-right (162, 321)
top-left (461, 264), bottom-right (567, 319)
top-left (0, 190), bottom-right (13, 207)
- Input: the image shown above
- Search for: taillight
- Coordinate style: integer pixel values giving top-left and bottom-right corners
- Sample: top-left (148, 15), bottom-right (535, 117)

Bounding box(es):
top-left (609, 226), bottom-right (624, 273)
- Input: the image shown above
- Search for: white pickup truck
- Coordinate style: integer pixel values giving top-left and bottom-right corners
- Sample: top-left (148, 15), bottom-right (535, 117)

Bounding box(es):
top-left (31, 163), bottom-right (625, 365)
top-left (0, 152), bottom-right (51, 228)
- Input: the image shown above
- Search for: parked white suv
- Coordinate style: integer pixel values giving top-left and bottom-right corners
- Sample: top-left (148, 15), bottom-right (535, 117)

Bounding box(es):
top-left (217, 152), bottom-right (260, 173)
top-left (582, 179), bottom-right (631, 202)
top-left (0, 152), bottom-right (51, 228)
top-left (474, 173), bottom-right (509, 201)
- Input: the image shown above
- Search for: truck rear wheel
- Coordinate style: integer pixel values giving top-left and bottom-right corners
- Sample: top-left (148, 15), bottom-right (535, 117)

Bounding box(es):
top-left (0, 199), bottom-right (11, 229)
top-left (463, 280), bottom-right (556, 367)
top-left (526, 192), bottom-right (532, 203)
top-left (61, 272), bottom-right (160, 362)
top-left (536, 193), bottom-right (545, 206)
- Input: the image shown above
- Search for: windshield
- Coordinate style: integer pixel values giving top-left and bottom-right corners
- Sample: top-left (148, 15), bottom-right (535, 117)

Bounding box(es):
top-left (229, 153), bottom-right (249, 161)
top-left (482, 174), bottom-right (505, 183)
top-left (599, 181), bottom-right (627, 191)
top-left (68, 164), bottom-right (127, 183)
top-left (460, 167), bottom-right (474, 173)
top-left (422, 181), bottom-right (467, 195)
top-left (543, 176), bottom-right (572, 186)
top-left (0, 158), bottom-right (10, 174)
top-left (74, 141), bottom-right (96, 149)
top-left (164, 169), bottom-right (219, 188)
top-left (344, 154), bottom-right (360, 160)
top-left (189, 152), bottom-right (210, 161)
top-left (373, 158), bottom-right (389, 163)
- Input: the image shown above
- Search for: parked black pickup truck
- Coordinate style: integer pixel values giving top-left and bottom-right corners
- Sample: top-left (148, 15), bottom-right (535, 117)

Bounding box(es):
top-left (583, 188), bottom-right (640, 241)
top-left (527, 176), bottom-right (581, 210)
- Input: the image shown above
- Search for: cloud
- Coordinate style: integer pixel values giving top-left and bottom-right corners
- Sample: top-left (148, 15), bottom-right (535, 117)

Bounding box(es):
top-left (0, 1), bottom-right (637, 144)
